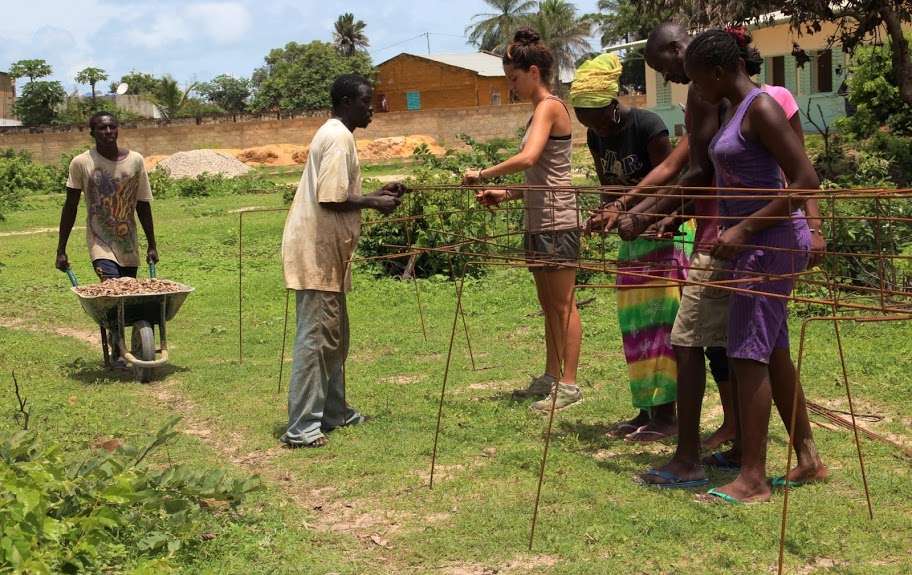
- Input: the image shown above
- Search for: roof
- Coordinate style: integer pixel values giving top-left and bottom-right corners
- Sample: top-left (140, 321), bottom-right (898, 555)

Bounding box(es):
top-left (379, 52), bottom-right (506, 77)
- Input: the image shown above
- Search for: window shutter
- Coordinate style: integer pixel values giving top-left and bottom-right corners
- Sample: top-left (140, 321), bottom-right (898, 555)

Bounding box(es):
top-left (655, 71), bottom-right (671, 105)
top-left (798, 56), bottom-right (812, 95)
top-left (784, 54), bottom-right (799, 94)
top-left (756, 57), bottom-right (767, 85)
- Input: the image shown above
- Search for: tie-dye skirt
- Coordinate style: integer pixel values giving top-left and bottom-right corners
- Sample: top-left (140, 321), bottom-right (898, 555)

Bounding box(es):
top-left (616, 222), bottom-right (694, 409)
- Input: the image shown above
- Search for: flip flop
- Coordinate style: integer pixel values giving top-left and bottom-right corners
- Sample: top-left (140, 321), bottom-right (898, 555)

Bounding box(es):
top-left (606, 423), bottom-right (639, 438)
top-left (624, 426), bottom-right (676, 443)
top-left (697, 487), bottom-right (743, 504)
top-left (696, 488), bottom-right (768, 505)
top-left (636, 469), bottom-right (710, 489)
top-left (703, 452), bottom-right (741, 473)
top-left (771, 476), bottom-right (803, 488)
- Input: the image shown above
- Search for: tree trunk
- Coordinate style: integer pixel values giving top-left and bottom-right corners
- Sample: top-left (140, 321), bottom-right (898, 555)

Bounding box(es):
top-left (880, 6), bottom-right (912, 107)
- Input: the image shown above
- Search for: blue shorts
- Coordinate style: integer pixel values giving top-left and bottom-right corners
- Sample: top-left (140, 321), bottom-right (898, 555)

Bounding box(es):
top-left (93, 259), bottom-right (138, 281)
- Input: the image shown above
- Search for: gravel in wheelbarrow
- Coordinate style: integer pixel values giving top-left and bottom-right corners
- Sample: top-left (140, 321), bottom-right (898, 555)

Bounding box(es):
top-left (74, 277), bottom-right (186, 297)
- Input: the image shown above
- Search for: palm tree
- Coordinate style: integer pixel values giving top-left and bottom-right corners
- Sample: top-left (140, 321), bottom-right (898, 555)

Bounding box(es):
top-left (527, 0), bottom-right (593, 96)
top-left (465, 0), bottom-right (537, 55)
top-left (75, 67), bottom-right (109, 108)
top-left (333, 13), bottom-right (369, 57)
top-left (149, 76), bottom-right (198, 120)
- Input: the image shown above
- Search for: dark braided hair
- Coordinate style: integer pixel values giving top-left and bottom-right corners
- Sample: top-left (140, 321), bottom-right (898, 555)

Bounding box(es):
top-left (725, 26), bottom-right (764, 76)
top-left (503, 27), bottom-right (554, 87)
top-left (685, 29), bottom-right (743, 74)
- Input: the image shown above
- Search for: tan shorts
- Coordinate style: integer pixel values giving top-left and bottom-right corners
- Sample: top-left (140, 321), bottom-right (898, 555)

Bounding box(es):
top-left (671, 252), bottom-right (730, 348)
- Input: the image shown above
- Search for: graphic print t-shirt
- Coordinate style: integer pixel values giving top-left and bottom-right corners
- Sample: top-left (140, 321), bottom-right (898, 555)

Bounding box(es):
top-left (66, 149), bottom-right (153, 266)
top-left (586, 108), bottom-right (669, 189)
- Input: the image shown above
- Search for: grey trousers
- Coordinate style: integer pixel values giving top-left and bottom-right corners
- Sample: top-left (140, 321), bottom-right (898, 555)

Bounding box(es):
top-left (281, 289), bottom-right (362, 446)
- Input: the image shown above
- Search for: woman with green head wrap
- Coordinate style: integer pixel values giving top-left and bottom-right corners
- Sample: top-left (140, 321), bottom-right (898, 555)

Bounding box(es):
top-left (571, 53), bottom-right (693, 442)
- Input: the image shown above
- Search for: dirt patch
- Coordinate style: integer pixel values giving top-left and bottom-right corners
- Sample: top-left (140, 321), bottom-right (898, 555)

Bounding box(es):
top-left (590, 449), bottom-right (624, 462)
top-left (466, 381), bottom-right (512, 391)
top-left (0, 226), bottom-right (84, 238)
top-left (442, 555), bottom-right (557, 575)
top-left (382, 374), bottom-right (427, 385)
top-left (0, 317), bottom-right (101, 348)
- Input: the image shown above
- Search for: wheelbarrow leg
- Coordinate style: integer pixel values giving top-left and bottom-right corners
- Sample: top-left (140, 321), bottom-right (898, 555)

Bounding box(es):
top-left (100, 326), bottom-right (111, 368)
top-left (159, 296), bottom-right (168, 355)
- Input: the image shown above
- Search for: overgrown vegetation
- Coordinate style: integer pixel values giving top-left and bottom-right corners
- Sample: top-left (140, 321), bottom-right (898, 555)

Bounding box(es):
top-left (357, 134), bottom-right (524, 278)
top-left (0, 415), bottom-right (259, 573)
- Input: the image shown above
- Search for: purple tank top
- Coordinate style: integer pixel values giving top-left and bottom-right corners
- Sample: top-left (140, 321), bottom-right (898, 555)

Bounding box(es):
top-left (709, 88), bottom-right (785, 220)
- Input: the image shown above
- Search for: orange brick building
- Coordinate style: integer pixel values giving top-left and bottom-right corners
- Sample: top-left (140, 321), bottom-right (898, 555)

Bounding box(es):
top-left (374, 52), bottom-right (511, 112)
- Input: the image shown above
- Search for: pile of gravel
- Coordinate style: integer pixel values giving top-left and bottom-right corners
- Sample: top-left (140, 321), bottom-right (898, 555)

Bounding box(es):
top-left (156, 150), bottom-right (252, 179)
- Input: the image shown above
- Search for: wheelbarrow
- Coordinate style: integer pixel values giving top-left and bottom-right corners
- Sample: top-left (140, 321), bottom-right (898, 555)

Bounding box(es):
top-left (66, 264), bottom-right (194, 383)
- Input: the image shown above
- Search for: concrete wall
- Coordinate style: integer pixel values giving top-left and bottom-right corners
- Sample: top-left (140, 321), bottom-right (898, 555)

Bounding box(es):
top-left (1, 102), bottom-right (594, 163)
top-left (375, 54), bottom-right (511, 112)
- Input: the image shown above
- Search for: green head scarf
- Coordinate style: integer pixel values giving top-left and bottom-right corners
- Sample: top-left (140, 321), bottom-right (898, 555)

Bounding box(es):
top-left (570, 53), bottom-right (623, 109)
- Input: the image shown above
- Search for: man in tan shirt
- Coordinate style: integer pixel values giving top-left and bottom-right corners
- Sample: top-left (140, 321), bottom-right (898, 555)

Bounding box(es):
top-left (280, 74), bottom-right (405, 448)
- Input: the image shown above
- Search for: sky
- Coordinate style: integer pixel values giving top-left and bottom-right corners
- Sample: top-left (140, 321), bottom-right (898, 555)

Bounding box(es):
top-left (0, 0), bottom-right (602, 94)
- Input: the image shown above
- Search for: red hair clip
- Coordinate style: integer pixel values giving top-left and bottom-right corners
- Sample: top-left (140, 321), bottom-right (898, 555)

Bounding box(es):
top-left (725, 25), bottom-right (748, 47)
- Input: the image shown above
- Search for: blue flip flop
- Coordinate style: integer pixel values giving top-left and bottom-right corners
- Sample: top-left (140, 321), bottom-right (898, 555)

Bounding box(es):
top-left (704, 452), bottom-right (741, 473)
top-left (637, 469), bottom-right (710, 489)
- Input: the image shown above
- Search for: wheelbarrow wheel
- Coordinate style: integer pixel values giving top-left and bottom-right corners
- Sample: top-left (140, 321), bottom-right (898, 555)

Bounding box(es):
top-left (131, 320), bottom-right (156, 383)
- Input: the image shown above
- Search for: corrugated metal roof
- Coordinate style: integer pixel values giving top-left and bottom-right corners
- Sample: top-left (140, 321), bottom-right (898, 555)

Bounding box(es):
top-left (404, 52), bottom-right (506, 77)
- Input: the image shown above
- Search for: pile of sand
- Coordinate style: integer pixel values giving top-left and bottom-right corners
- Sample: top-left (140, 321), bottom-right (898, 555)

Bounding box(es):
top-left (156, 150), bottom-right (252, 178)
top-left (357, 136), bottom-right (445, 161)
top-left (144, 135), bottom-right (446, 173)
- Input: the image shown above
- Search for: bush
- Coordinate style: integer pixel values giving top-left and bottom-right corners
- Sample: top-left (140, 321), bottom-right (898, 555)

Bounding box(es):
top-left (358, 134), bottom-right (525, 279)
top-left (837, 32), bottom-right (912, 138)
top-left (0, 415), bottom-right (260, 573)
top-left (819, 148), bottom-right (912, 290)
top-left (54, 99), bottom-right (147, 127)
top-left (0, 149), bottom-right (58, 220)
top-left (150, 168), bottom-right (279, 199)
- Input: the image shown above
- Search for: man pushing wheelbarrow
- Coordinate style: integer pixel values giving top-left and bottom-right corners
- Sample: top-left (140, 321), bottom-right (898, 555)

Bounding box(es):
top-left (55, 111), bottom-right (159, 369)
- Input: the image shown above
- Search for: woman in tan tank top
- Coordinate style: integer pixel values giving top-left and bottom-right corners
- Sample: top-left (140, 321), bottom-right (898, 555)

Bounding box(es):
top-left (461, 28), bottom-right (582, 411)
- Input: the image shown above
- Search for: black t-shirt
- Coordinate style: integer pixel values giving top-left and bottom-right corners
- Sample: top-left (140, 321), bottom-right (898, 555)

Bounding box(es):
top-left (586, 108), bottom-right (669, 188)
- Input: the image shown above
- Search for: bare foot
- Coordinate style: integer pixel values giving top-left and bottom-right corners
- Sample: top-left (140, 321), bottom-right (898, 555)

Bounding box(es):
top-left (696, 477), bottom-right (771, 504)
top-left (701, 425), bottom-right (736, 450)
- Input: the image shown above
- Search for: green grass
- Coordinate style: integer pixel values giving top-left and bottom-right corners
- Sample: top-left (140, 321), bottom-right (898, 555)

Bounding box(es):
top-left (1, 179), bottom-right (911, 574)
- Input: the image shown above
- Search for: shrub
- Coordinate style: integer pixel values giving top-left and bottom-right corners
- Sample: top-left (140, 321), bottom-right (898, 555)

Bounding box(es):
top-left (818, 148), bottom-right (912, 290)
top-left (0, 415), bottom-right (260, 573)
top-left (0, 149), bottom-right (58, 220)
top-left (358, 134), bottom-right (525, 279)
top-left (837, 32), bottom-right (912, 138)
top-left (150, 168), bottom-right (279, 199)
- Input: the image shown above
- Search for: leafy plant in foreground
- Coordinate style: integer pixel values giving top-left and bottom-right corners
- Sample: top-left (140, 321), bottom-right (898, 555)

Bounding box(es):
top-left (0, 415), bottom-right (260, 573)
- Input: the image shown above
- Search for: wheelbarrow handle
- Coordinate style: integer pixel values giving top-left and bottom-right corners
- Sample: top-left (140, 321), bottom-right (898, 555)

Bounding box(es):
top-left (150, 262), bottom-right (157, 279)
top-left (66, 268), bottom-right (78, 287)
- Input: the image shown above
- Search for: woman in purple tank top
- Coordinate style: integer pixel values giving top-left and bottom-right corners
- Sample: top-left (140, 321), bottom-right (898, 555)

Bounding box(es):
top-left (684, 30), bottom-right (828, 504)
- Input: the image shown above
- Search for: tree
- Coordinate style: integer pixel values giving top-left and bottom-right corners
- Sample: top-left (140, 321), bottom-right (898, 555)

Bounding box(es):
top-left (465, 0), bottom-right (537, 54)
top-left (636, 0), bottom-right (912, 107)
top-left (149, 76), bottom-right (198, 120)
top-left (250, 41), bottom-right (373, 112)
top-left (108, 71), bottom-right (161, 96)
top-left (527, 0), bottom-right (593, 96)
top-left (8, 59), bottom-right (53, 83)
top-left (333, 13), bottom-right (369, 57)
top-left (75, 67), bottom-right (109, 107)
top-left (8, 59), bottom-right (64, 125)
top-left (197, 75), bottom-right (251, 114)
top-left (839, 32), bottom-right (912, 137)
top-left (13, 81), bottom-right (66, 125)
top-left (587, 1), bottom-right (680, 94)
